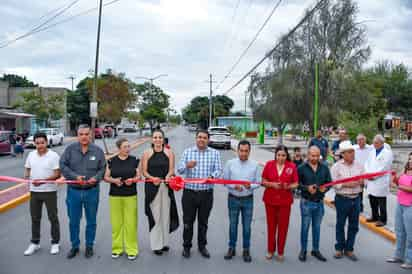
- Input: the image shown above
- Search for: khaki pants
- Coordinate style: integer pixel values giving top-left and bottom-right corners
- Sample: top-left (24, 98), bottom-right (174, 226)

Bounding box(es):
top-left (150, 184), bottom-right (171, 251)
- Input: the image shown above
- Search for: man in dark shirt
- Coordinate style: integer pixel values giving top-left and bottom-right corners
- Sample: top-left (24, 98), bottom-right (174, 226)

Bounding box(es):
top-left (297, 146), bottom-right (332, 263)
top-left (331, 129), bottom-right (348, 154)
top-left (60, 124), bottom-right (106, 259)
top-left (309, 130), bottom-right (329, 161)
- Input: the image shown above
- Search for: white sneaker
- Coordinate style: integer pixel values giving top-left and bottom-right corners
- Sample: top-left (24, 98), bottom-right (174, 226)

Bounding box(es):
top-left (24, 244), bottom-right (40, 256)
top-left (127, 255), bottom-right (137, 260)
top-left (50, 244), bottom-right (60, 255)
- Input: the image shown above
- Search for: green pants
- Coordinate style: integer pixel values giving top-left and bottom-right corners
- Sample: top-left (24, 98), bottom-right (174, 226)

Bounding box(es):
top-left (109, 195), bottom-right (138, 256)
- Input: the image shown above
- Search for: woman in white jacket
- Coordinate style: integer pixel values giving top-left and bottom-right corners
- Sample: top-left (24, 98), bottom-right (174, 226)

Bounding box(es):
top-left (365, 135), bottom-right (393, 227)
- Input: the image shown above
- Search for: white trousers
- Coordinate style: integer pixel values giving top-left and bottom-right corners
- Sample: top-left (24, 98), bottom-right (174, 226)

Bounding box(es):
top-left (150, 183), bottom-right (171, 250)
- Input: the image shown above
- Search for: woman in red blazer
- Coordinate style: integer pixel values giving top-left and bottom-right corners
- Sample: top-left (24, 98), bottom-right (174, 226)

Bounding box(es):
top-left (262, 145), bottom-right (298, 261)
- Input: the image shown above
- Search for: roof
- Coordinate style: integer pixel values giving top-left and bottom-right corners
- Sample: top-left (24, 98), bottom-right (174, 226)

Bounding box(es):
top-left (0, 111), bottom-right (35, 118)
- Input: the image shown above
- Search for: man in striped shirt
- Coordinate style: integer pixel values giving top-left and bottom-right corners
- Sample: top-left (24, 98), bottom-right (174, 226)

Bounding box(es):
top-left (177, 129), bottom-right (223, 259)
top-left (331, 141), bottom-right (364, 261)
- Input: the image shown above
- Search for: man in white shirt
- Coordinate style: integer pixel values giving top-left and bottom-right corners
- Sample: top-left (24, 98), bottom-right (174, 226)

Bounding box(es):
top-left (23, 132), bottom-right (61, 256)
top-left (365, 134), bottom-right (393, 227)
top-left (353, 134), bottom-right (373, 212)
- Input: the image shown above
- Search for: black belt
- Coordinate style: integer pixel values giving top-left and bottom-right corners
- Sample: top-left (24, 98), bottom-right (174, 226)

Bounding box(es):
top-left (335, 193), bottom-right (360, 200)
top-left (185, 188), bottom-right (213, 193)
top-left (229, 193), bottom-right (253, 200)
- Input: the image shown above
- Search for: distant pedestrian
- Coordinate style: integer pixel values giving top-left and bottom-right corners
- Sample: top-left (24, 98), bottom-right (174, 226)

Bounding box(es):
top-left (15, 135), bottom-right (24, 158)
top-left (309, 130), bottom-right (329, 161)
top-left (60, 124), bottom-right (106, 259)
top-left (331, 129), bottom-right (349, 155)
top-left (293, 147), bottom-right (304, 168)
top-left (104, 138), bottom-right (140, 260)
top-left (365, 134), bottom-right (393, 227)
top-left (387, 153), bottom-right (412, 269)
top-left (23, 132), bottom-right (61, 256)
top-left (9, 129), bottom-right (16, 157)
top-left (262, 145), bottom-right (298, 261)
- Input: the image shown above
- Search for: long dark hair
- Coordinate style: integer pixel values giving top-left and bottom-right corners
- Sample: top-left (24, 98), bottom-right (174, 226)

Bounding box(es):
top-left (151, 129), bottom-right (165, 149)
top-left (405, 152), bottom-right (412, 173)
top-left (274, 145), bottom-right (291, 162)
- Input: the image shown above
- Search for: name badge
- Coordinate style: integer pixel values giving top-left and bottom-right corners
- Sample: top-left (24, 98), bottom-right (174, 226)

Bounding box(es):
top-left (90, 156), bottom-right (96, 161)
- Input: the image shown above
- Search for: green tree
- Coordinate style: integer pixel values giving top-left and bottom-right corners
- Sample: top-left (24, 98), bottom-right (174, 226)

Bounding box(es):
top-left (67, 78), bottom-right (91, 129)
top-left (1, 74), bottom-right (38, 87)
top-left (132, 82), bottom-right (170, 130)
top-left (14, 90), bottom-right (64, 125)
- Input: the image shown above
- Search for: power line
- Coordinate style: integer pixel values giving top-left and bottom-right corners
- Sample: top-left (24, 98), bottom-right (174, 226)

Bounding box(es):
top-left (215, 0), bottom-right (283, 91)
top-left (0, 0), bottom-right (81, 48)
top-left (223, 0), bottom-right (328, 96)
top-left (0, 0), bottom-right (122, 49)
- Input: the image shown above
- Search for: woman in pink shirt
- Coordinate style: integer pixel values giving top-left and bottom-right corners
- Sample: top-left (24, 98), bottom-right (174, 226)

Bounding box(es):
top-left (387, 152), bottom-right (412, 269)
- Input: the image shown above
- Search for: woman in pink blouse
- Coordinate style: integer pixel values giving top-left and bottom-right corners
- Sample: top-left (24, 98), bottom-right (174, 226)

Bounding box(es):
top-left (387, 152), bottom-right (412, 269)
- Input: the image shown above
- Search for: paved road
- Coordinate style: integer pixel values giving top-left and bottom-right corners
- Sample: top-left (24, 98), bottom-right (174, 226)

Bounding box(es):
top-left (0, 127), bottom-right (404, 274)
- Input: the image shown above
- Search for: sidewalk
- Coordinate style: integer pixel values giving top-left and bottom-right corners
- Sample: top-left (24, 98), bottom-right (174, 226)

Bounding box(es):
top-left (231, 138), bottom-right (397, 241)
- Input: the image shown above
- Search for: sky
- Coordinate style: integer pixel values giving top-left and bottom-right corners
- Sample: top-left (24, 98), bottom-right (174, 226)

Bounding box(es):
top-left (1, 0), bottom-right (411, 113)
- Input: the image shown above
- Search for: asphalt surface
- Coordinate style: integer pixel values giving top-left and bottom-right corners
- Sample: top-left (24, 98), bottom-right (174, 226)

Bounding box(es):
top-left (0, 126), bottom-right (404, 274)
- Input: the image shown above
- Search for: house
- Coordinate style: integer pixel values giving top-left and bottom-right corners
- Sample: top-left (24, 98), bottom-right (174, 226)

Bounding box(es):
top-left (0, 80), bottom-right (69, 135)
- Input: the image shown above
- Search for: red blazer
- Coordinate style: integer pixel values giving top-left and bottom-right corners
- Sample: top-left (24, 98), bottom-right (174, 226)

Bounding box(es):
top-left (262, 160), bottom-right (298, 206)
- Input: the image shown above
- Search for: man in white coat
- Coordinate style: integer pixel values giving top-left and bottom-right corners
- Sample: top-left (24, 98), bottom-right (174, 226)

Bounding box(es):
top-left (364, 134), bottom-right (393, 227)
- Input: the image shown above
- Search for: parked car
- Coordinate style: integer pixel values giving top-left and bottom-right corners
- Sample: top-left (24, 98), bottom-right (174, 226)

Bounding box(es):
top-left (25, 128), bottom-right (64, 148)
top-left (94, 127), bottom-right (104, 139)
top-left (0, 131), bottom-right (12, 154)
top-left (123, 124), bottom-right (137, 133)
top-left (208, 126), bottom-right (231, 149)
top-left (188, 124), bottom-right (198, 132)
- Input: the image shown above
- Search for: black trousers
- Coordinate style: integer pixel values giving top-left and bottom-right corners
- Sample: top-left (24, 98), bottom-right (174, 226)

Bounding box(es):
top-left (30, 191), bottom-right (60, 244)
top-left (368, 194), bottom-right (387, 223)
top-left (182, 189), bottom-right (213, 249)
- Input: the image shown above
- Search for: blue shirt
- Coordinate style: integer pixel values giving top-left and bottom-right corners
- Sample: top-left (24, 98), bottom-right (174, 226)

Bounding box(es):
top-left (309, 137), bottom-right (329, 159)
top-left (177, 146), bottom-right (223, 190)
top-left (376, 146), bottom-right (384, 156)
top-left (223, 158), bottom-right (261, 197)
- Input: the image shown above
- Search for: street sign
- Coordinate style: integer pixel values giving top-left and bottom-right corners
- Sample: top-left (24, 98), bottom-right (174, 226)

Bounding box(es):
top-left (90, 102), bottom-right (98, 118)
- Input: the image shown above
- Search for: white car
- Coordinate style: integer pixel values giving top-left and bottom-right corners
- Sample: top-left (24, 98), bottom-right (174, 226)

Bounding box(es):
top-left (25, 128), bottom-right (64, 148)
top-left (208, 126), bottom-right (231, 149)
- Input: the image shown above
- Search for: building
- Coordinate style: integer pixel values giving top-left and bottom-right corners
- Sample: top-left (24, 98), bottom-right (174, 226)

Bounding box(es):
top-left (0, 80), bottom-right (69, 135)
top-left (216, 116), bottom-right (272, 132)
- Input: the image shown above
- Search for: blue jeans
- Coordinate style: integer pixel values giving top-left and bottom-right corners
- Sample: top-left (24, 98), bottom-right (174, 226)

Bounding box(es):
top-left (395, 204), bottom-right (412, 264)
top-left (335, 195), bottom-right (360, 252)
top-left (66, 186), bottom-right (100, 249)
top-left (228, 195), bottom-right (253, 249)
top-left (300, 199), bottom-right (324, 252)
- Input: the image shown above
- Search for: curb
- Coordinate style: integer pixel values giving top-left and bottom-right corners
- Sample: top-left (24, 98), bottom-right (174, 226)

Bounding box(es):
top-left (0, 192), bottom-right (30, 213)
top-left (323, 198), bottom-right (396, 243)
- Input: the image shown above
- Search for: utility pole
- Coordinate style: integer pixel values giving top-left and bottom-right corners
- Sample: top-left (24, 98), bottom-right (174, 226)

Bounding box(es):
top-left (209, 73), bottom-right (213, 128)
top-left (68, 75), bottom-right (75, 91)
top-left (91, 0), bottom-right (103, 142)
top-left (313, 62), bottom-right (319, 135)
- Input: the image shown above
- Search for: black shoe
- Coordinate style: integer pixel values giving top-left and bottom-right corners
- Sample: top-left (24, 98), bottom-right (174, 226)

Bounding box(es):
top-left (344, 251), bottom-right (358, 262)
top-left (243, 249), bottom-right (252, 263)
top-left (224, 248), bottom-right (236, 260)
top-left (311, 251), bottom-right (327, 262)
top-left (85, 247), bottom-right (94, 258)
top-left (182, 248), bottom-right (191, 258)
top-left (366, 218), bottom-right (377, 223)
top-left (298, 251), bottom-right (307, 262)
top-left (199, 247), bottom-right (210, 259)
top-left (153, 250), bottom-right (163, 256)
top-left (375, 221), bottom-right (386, 227)
top-left (162, 246), bottom-right (170, 252)
top-left (67, 248), bottom-right (79, 259)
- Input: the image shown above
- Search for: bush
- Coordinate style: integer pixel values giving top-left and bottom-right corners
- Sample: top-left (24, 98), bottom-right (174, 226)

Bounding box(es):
top-left (338, 111), bottom-right (379, 143)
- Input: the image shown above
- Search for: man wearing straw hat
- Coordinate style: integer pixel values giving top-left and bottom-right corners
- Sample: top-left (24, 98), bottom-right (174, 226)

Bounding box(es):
top-left (331, 140), bottom-right (364, 261)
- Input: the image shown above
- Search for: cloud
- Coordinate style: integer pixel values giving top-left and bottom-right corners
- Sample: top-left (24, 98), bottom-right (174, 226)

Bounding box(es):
top-left (0, 0), bottom-right (411, 114)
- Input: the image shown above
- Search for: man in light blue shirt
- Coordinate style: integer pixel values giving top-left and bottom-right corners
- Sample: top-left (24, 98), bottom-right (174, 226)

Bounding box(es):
top-left (223, 140), bottom-right (260, 263)
top-left (177, 129), bottom-right (222, 259)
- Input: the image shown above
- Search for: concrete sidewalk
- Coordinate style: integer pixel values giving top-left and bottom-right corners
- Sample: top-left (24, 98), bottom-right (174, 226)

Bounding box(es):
top-left (231, 138), bottom-right (397, 240)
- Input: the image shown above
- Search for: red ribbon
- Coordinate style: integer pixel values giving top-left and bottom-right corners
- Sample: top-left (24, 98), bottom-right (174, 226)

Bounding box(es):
top-left (0, 170), bottom-right (395, 192)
